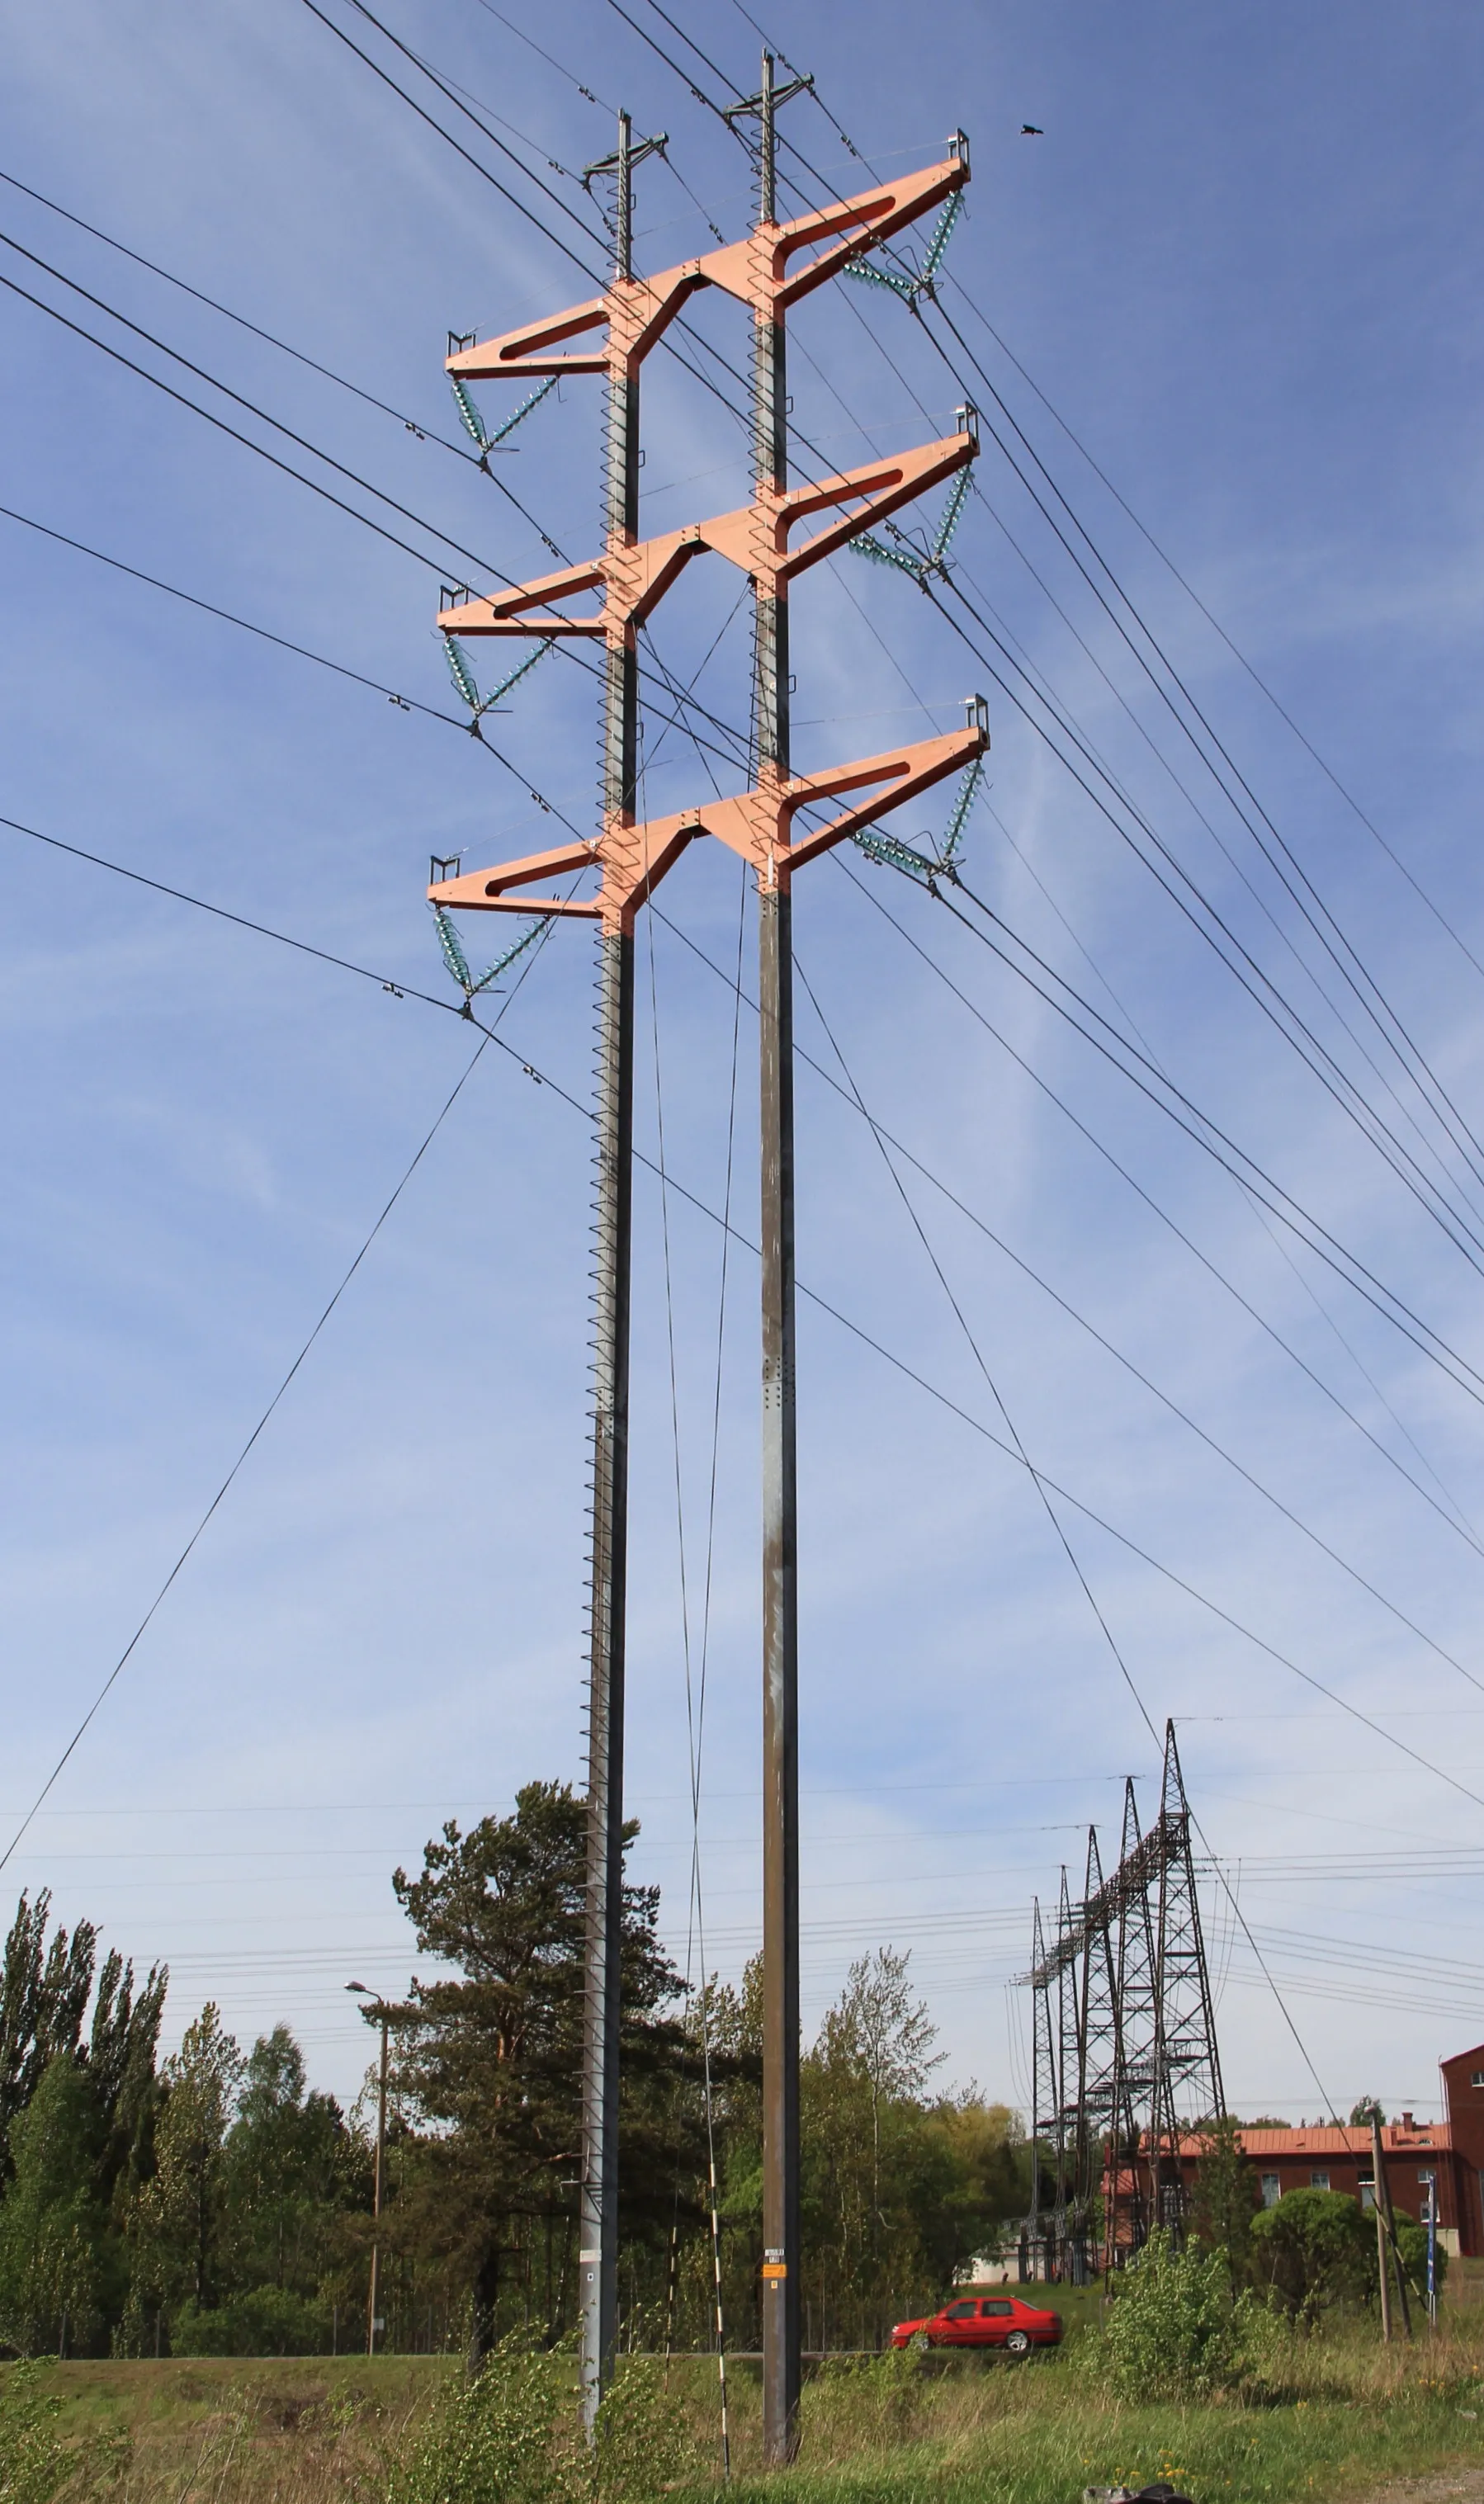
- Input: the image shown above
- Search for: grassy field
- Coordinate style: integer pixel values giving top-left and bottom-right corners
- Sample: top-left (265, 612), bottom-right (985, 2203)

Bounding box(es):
top-left (15, 2298), bottom-right (1484, 2502)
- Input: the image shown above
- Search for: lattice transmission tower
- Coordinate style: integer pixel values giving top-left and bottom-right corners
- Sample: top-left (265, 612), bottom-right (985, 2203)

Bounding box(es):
top-left (1022, 1721), bottom-right (1223, 2280)
top-left (426, 74), bottom-right (987, 2458)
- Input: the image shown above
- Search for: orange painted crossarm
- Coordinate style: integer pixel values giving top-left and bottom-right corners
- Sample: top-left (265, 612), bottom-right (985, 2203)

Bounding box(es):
top-left (697, 150), bottom-right (968, 313)
top-left (429, 839), bottom-right (600, 910)
top-left (446, 146), bottom-right (967, 383)
top-left (437, 526), bottom-right (710, 644)
top-left (782, 724), bottom-right (985, 869)
top-left (637, 722), bottom-right (987, 892)
top-left (447, 296), bottom-right (612, 379)
top-left (438, 561), bottom-right (607, 638)
top-left (773, 430), bottom-right (975, 579)
top-left (471, 434), bottom-right (976, 638)
top-left (446, 265), bottom-right (709, 383)
top-left (429, 718), bottom-right (985, 932)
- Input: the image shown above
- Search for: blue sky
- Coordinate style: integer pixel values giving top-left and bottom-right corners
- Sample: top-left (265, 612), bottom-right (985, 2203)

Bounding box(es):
top-left (3, 0), bottom-right (1484, 2132)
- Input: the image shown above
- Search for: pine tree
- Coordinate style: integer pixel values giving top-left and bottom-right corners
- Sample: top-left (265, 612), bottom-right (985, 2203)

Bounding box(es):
top-left (389, 1781), bottom-right (695, 2361)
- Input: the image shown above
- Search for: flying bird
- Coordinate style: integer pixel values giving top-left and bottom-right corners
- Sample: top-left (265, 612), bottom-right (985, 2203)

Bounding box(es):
top-left (1022, 123), bottom-right (1044, 135)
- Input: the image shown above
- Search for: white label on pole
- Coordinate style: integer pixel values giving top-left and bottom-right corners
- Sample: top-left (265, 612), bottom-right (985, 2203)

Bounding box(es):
top-left (579, 2250), bottom-right (601, 2262)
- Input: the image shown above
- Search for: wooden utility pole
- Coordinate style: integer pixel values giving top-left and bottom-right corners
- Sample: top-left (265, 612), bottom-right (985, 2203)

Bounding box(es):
top-left (1371, 2110), bottom-right (1413, 2338)
top-left (1370, 2110), bottom-right (1392, 2341)
top-left (348, 1983), bottom-right (390, 2355)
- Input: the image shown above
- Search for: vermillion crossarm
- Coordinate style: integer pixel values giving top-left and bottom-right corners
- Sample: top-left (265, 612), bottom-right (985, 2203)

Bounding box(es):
top-left (442, 150), bottom-right (970, 386)
top-left (436, 432), bottom-right (978, 639)
top-left (429, 713), bottom-right (988, 933)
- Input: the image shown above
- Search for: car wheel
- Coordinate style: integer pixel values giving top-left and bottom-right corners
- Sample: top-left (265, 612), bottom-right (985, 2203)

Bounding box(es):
top-left (908, 2330), bottom-right (931, 2352)
top-left (1004, 2329), bottom-right (1032, 2356)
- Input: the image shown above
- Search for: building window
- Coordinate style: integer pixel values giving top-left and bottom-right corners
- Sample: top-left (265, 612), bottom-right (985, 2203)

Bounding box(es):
top-left (1472, 2072), bottom-right (1484, 2088)
top-left (1361, 2180), bottom-right (1377, 2212)
top-left (1310, 2171), bottom-right (1330, 2190)
top-left (1261, 2173), bottom-right (1280, 2208)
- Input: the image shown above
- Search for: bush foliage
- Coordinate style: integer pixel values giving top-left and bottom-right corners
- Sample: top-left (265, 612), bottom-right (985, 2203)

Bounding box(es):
top-left (1096, 2230), bottom-right (1254, 2399)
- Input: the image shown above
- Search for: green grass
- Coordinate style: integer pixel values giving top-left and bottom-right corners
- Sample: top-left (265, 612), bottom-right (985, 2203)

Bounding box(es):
top-left (679, 2317), bottom-right (1484, 2503)
top-left (25, 2350), bottom-right (442, 2431)
top-left (10, 2313), bottom-right (1484, 2501)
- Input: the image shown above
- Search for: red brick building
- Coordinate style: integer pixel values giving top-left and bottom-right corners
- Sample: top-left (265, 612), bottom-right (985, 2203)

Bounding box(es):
top-left (1156, 2040), bottom-right (1484, 2256)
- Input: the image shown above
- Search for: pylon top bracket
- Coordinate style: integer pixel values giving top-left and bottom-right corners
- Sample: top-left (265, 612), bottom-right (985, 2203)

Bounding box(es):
top-left (721, 69), bottom-right (815, 124)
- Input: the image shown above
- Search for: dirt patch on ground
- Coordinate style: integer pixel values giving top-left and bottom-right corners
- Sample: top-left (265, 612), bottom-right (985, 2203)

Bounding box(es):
top-left (1347, 2473), bottom-right (1484, 2504)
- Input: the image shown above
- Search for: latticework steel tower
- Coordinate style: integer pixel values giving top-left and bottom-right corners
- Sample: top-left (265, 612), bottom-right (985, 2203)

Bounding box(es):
top-left (1022, 1721), bottom-right (1222, 2278)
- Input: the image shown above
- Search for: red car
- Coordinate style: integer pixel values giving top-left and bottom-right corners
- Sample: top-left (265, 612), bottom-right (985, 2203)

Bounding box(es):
top-left (891, 2294), bottom-right (1062, 2355)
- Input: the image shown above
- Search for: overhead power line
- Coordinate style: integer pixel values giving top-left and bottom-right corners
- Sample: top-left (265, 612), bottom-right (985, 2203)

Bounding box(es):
top-left (8, 805), bottom-right (1484, 1826)
top-left (17, 59), bottom-right (1481, 1448)
top-left (0, 501), bottom-right (466, 730)
top-left (926, 569), bottom-right (1484, 1273)
top-left (957, 280), bottom-right (1484, 996)
top-left (335, 18), bottom-right (1484, 1363)
top-left (0, 1025), bottom-right (499, 1874)
top-left (657, 907), bottom-right (1484, 1560)
top-left (914, 296), bottom-right (1484, 1202)
top-left (845, 852), bottom-right (1484, 1415)
top-left (0, 163), bottom-right (476, 463)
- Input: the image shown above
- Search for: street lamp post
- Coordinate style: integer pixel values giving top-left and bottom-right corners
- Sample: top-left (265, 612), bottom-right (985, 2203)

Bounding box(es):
top-left (348, 1983), bottom-right (390, 2356)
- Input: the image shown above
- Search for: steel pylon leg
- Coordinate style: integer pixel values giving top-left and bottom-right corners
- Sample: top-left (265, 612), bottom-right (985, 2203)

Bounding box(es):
top-left (579, 924), bottom-right (634, 2431)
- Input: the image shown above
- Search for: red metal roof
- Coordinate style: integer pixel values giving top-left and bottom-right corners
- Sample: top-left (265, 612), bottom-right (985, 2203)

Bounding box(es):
top-left (1153, 2125), bottom-right (1450, 2158)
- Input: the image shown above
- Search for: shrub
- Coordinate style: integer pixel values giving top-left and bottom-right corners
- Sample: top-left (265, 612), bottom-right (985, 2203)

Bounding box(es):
top-left (1097, 2230), bottom-right (1250, 2400)
top-left (383, 2345), bottom-right (574, 2504)
top-left (0, 2360), bottom-right (128, 2502)
top-left (593, 2355), bottom-right (700, 2503)
top-left (171, 2286), bottom-right (334, 2355)
top-left (1393, 2209), bottom-right (1449, 2304)
top-left (1250, 2188), bottom-right (1373, 2322)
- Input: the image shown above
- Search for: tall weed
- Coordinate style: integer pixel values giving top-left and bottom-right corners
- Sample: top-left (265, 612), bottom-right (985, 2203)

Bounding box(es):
top-left (799, 2350), bottom-right (924, 2459)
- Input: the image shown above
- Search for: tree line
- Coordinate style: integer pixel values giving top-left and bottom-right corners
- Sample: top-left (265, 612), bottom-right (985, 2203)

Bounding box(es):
top-left (0, 1781), bottom-right (1032, 2359)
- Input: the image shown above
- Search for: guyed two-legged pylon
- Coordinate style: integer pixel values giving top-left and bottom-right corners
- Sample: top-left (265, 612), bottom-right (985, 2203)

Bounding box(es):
top-left (427, 117), bottom-right (987, 2450)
